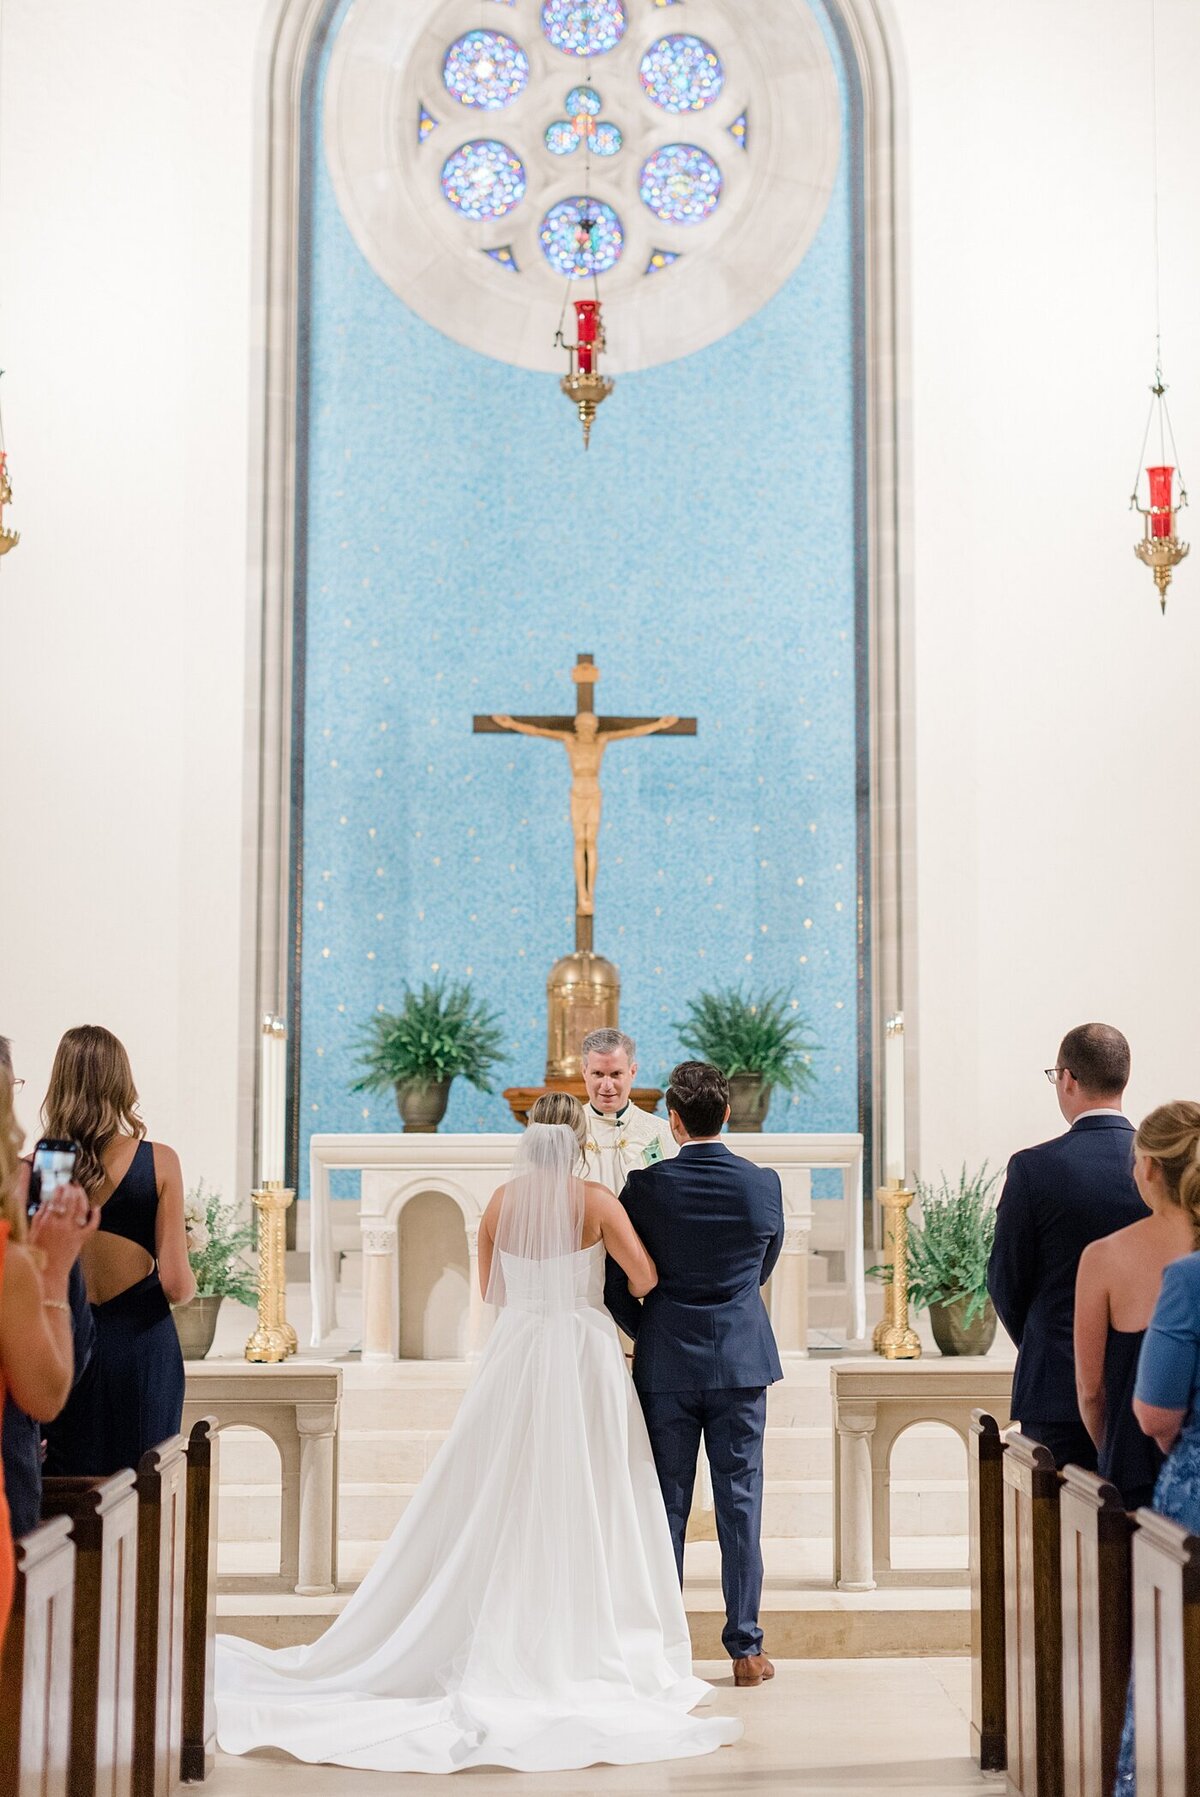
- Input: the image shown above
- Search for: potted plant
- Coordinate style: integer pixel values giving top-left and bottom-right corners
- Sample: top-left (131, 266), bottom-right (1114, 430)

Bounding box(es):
top-left (173, 1183), bottom-right (258, 1360)
top-left (674, 986), bottom-right (818, 1131)
top-left (896, 1163), bottom-right (1001, 1356)
top-left (352, 977), bottom-right (504, 1131)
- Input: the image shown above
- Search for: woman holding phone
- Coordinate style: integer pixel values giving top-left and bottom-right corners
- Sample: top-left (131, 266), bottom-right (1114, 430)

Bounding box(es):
top-left (0, 1054), bottom-right (96, 1644)
top-left (42, 1026), bottom-right (194, 1479)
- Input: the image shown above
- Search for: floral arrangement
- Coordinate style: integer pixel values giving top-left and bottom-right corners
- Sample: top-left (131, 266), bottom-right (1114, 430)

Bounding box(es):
top-left (183, 1182), bottom-right (259, 1307)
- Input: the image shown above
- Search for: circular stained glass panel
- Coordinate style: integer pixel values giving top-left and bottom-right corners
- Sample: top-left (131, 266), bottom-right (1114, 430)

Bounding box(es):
top-left (441, 140), bottom-right (527, 220)
top-left (442, 31), bottom-right (530, 110)
top-left (565, 85), bottom-right (601, 117)
top-left (639, 144), bottom-right (722, 224)
top-left (592, 121), bottom-right (622, 156)
top-left (541, 0), bottom-right (626, 58)
top-left (539, 198), bottom-right (624, 277)
top-left (639, 34), bottom-right (724, 112)
top-left (545, 121), bottom-right (579, 155)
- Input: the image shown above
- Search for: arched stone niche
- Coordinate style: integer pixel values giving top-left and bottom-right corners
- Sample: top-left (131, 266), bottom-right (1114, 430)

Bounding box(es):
top-left (398, 1189), bottom-right (471, 1359)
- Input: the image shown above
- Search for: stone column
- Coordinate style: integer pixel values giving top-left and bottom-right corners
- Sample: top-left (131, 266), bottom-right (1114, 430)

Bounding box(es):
top-left (295, 1401), bottom-right (339, 1596)
top-left (361, 1223), bottom-right (399, 1362)
top-left (769, 1216), bottom-right (811, 1354)
top-left (835, 1401), bottom-right (878, 1592)
top-left (464, 1221), bottom-right (486, 1358)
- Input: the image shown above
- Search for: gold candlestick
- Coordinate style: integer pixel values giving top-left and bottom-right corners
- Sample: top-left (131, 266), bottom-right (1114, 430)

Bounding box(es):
top-left (874, 1180), bottom-right (921, 1360)
top-left (245, 1182), bottom-right (298, 1363)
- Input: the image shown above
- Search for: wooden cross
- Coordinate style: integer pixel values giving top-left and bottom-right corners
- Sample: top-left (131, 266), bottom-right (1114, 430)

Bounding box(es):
top-left (474, 653), bottom-right (697, 953)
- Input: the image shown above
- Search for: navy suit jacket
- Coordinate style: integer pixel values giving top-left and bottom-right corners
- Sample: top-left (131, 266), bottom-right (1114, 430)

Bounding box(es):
top-left (604, 1140), bottom-right (785, 1394)
top-left (986, 1113), bottom-right (1148, 1424)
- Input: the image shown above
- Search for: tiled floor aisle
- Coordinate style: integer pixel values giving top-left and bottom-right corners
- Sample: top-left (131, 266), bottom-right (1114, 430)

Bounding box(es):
top-left (206, 1657), bottom-right (992, 1795)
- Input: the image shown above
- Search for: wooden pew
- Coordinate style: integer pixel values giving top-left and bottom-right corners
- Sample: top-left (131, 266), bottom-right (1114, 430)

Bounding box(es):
top-left (1058, 1468), bottom-right (1132, 1797)
top-left (40, 1470), bottom-right (139, 1797)
top-left (133, 1437), bottom-right (187, 1797)
top-left (1003, 1431), bottom-right (1063, 1797)
top-left (1129, 1509), bottom-right (1200, 1795)
top-left (0, 1515), bottom-right (76, 1797)
top-left (181, 1418), bottom-right (219, 1784)
top-left (969, 1409), bottom-right (1007, 1772)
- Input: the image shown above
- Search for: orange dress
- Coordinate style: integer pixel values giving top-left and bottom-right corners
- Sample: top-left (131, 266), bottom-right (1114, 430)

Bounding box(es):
top-left (0, 1221), bottom-right (13, 1650)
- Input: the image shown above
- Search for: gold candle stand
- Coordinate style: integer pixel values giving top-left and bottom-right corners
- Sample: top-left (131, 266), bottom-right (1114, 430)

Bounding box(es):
top-left (245, 1182), bottom-right (298, 1363)
top-left (873, 1180), bottom-right (921, 1360)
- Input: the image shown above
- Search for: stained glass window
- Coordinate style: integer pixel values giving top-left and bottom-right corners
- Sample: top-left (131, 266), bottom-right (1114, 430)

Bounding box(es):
top-left (418, 105), bottom-right (439, 145)
top-left (540, 0), bottom-right (626, 58)
top-left (545, 121), bottom-right (579, 155)
top-left (441, 141), bottom-right (527, 220)
top-left (639, 144), bottom-right (721, 224)
top-left (565, 85), bottom-right (601, 117)
top-left (645, 247), bottom-right (681, 274)
top-left (728, 111), bottom-right (749, 149)
top-left (442, 31), bottom-right (530, 110)
top-left (639, 34), bottom-right (723, 112)
top-left (592, 122), bottom-right (622, 156)
top-left (483, 244), bottom-right (519, 270)
top-left (539, 198), bottom-right (624, 277)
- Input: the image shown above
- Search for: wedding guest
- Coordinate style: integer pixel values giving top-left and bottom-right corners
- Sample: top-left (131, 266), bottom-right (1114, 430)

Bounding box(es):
top-left (1074, 1102), bottom-right (1197, 1508)
top-left (1111, 1104), bottom-right (1200, 1792)
top-left (42, 1026), bottom-right (194, 1478)
top-left (0, 1036), bottom-right (95, 1537)
top-left (987, 1023), bottom-right (1147, 1470)
top-left (0, 1048), bottom-right (95, 1644)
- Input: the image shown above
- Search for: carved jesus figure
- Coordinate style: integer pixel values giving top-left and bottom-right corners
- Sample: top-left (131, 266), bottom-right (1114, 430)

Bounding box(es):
top-left (489, 710), bottom-right (679, 917)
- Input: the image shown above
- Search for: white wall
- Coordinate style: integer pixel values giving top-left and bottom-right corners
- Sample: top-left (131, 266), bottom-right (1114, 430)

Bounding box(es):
top-left (1, 0), bottom-right (1197, 1199)
top-left (0, 0), bottom-right (271, 1198)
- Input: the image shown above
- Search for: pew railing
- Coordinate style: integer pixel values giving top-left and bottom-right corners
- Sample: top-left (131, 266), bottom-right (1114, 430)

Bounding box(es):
top-left (1058, 1468), bottom-right (1133, 1797)
top-left (0, 1514), bottom-right (76, 1797)
top-left (1130, 1508), bottom-right (1200, 1795)
top-left (181, 1417), bottom-right (219, 1784)
top-left (1003, 1431), bottom-right (1064, 1797)
top-left (133, 1436), bottom-right (188, 1797)
top-left (969, 1409), bottom-right (1007, 1772)
top-left (40, 1470), bottom-right (139, 1797)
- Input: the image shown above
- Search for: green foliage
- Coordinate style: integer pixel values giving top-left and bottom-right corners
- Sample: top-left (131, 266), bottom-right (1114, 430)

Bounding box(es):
top-left (674, 986), bottom-right (819, 1092)
top-left (183, 1182), bottom-right (258, 1307)
top-left (871, 1162), bottom-right (1000, 1324)
top-left (351, 978), bottom-right (504, 1094)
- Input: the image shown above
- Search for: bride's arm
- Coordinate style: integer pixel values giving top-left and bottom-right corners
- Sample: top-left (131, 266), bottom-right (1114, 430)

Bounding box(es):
top-left (597, 1193), bottom-right (657, 1299)
top-left (478, 1192), bottom-right (501, 1296)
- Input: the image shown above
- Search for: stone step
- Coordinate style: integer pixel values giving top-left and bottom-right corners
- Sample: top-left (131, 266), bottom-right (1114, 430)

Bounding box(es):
top-left (217, 1476), bottom-right (968, 1544)
top-left (213, 1420), bottom-right (970, 1487)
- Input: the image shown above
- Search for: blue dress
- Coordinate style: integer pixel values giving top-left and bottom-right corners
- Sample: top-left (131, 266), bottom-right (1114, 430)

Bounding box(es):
top-left (43, 1140), bottom-right (185, 1477)
top-left (1114, 1252), bottom-right (1200, 1794)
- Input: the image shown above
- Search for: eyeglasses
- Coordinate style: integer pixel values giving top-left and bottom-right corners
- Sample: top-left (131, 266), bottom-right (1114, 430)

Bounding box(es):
top-left (1044, 1067), bottom-right (1061, 1085)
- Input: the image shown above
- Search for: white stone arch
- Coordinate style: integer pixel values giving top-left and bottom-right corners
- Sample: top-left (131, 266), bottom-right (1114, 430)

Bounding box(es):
top-left (876, 1410), bottom-right (969, 1575)
top-left (240, 0), bottom-right (916, 1245)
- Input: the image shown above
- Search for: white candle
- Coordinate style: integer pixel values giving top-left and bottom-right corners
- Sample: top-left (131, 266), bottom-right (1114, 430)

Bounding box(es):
top-left (259, 1017), bottom-right (287, 1187)
top-left (883, 1013), bottom-right (905, 1185)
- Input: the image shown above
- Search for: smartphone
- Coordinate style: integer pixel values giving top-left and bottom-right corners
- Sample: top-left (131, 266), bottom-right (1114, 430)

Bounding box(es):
top-left (29, 1138), bottom-right (80, 1216)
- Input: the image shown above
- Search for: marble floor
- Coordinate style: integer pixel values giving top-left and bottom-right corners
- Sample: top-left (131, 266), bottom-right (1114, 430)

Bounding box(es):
top-left (206, 1658), bottom-right (992, 1795)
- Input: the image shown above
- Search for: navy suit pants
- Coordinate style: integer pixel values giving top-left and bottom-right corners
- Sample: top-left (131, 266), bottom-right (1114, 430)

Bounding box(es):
top-left (639, 1385), bottom-right (767, 1660)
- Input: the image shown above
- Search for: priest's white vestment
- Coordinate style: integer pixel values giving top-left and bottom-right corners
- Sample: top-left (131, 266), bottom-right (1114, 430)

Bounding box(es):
top-left (580, 1102), bottom-right (676, 1194)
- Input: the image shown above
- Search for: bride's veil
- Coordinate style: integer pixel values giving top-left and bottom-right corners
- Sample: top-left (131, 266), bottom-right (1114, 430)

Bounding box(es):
top-left (484, 1121), bottom-right (585, 1310)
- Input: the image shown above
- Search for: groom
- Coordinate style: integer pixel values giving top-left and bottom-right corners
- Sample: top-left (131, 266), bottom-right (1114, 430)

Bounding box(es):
top-left (604, 1059), bottom-right (784, 1686)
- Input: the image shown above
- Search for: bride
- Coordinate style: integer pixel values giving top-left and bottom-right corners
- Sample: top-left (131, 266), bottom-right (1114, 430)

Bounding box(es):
top-left (215, 1092), bottom-right (742, 1774)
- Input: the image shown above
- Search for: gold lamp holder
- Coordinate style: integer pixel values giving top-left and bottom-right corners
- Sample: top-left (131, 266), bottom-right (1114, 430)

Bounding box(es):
top-left (1130, 375), bottom-right (1189, 612)
top-left (244, 1181), bottom-right (298, 1363)
top-left (1133, 512), bottom-right (1189, 611)
top-left (872, 1180), bottom-right (922, 1360)
top-left (0, 451), bottom-right (18, 557)
top-left (558, 296), bottom-right (613, 449)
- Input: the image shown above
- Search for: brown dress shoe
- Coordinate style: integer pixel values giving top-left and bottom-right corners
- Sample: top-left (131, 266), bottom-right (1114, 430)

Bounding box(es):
top-left (732, 1653), bottom-right (775, 1686)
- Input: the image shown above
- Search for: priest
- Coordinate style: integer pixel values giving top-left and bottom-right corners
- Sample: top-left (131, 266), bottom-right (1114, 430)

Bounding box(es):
top-left (579, 1028), bottom-right (676, 1193)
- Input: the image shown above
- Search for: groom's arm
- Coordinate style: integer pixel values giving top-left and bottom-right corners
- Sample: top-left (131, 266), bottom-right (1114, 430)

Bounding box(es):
top-left (604, 1175), bottom-right (651, 1339)
top-left (760, 1171), bottom-right (785, 1284)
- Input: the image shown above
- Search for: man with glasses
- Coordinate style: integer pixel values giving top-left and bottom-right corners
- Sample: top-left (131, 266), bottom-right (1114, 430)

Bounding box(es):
top-left (987, 1022), bottom-right (1147, 1470)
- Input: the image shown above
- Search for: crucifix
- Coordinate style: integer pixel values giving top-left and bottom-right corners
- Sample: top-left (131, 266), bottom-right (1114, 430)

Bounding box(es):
top-left (474, 654), bottom-right (697, 953)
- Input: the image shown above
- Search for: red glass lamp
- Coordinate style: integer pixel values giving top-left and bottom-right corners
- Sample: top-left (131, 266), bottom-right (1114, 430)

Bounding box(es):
top-left (558, 297), bottom-right (613, 450)
top-left (1131, 377), bottom-right (1188, 611)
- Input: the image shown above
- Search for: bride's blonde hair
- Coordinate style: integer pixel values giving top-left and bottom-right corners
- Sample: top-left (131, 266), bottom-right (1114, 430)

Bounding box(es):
top-left (529, 1091), bottom-right (586, 1152)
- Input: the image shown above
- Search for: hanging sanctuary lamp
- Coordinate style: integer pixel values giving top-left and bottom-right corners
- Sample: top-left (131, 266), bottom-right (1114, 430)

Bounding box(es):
top-left (0, 376), bottom-right (19, 558)
top-left (558, 291), bottom-right (612, 449)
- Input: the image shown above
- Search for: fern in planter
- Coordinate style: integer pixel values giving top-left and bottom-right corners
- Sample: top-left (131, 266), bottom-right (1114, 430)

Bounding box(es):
top-left (351, 978), bottom-right (504, 1095)
top-left (674, 986), bottom-right (819, 1091)
top-left (876, 1162), bottom-right (1000, 1324)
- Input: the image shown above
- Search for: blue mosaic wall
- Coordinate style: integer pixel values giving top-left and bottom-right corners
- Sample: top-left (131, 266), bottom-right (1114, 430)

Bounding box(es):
top-left (294, 2), bottom-right (866, 1184)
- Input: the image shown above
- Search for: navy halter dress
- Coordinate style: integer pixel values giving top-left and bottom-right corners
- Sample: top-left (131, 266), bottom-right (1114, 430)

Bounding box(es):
top-left (45, 1139), bottom-right (185, 1476)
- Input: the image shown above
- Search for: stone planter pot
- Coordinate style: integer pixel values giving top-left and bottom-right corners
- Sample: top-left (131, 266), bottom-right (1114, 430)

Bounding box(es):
top-left (928, 1295), bottom-right (997, 1357)
top-left (173, 1294), bottom-right (224, 1361)
top-left (726, 1074), bottom-right (772, 1133)
top-left (394, 1077), bottom-right (453, 1133)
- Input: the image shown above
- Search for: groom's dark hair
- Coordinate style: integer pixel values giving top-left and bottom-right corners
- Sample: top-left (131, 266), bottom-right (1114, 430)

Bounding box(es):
top-left (666, 1061), bottom-right (729, 1139)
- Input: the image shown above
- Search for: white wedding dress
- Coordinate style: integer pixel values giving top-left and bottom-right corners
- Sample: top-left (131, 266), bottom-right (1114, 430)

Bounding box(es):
top-left (215, 1125), bottom-right (741, 1775)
